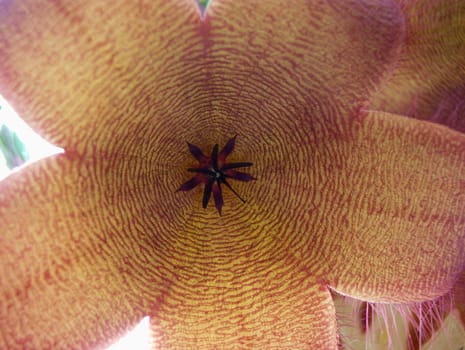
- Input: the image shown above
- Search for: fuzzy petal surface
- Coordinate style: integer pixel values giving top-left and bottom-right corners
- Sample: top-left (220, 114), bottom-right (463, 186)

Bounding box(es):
top-left (3, 1), bottom-right (462, 349)
top-left (371, 0), bottom-right (465, 132)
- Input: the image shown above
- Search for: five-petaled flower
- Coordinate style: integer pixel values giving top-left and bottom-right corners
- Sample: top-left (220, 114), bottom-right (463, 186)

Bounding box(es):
top-left (0, 0), bottom-right (465, 349)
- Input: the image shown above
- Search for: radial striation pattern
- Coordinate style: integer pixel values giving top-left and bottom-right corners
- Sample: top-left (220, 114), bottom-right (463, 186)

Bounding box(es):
top-left (0, 0), bottom-right (464, 349)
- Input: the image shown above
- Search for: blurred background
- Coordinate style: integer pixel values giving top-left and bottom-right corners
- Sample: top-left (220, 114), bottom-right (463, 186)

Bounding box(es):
top-left (0, 94), bottom-right (62, 180)
top-left (0, 94), bottom-right (464, 349)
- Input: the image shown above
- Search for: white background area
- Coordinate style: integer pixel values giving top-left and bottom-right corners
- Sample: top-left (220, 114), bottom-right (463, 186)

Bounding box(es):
top-left (0, 95), bottom-right (63, 180)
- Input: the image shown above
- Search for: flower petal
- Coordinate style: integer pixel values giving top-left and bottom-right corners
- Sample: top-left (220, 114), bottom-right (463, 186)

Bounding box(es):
top-left (202, 0), bottom-right (403, 129)
top-left (370, 0), bottom-right (465, 132)
top-left (0, 0), bottom-right (201, 153)
top-left (150, 268), bottom-right (338, 348)
top-left (321, 110), bottom-right (465, 302)
top-left (0, 155), bottom-right (172, 348)
top-left (0, 0), bottom-right (403, 153)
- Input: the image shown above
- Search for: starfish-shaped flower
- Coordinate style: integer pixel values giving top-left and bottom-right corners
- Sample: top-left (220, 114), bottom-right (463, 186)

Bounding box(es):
top-left (177, 136), bottom-right (255, 215)
top-left (0, 1), bottom-right (464, 349)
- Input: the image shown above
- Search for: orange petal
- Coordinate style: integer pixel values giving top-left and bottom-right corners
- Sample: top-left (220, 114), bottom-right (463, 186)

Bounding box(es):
top-left (322, 110), bottom-right (465, 303)
top-left (0, 154), bottom-right (171, 348)
top-left (150, 269), bottom-right (338, 348)
top-left (370, 0), bottom-right (465, 131)
top-left (0, 0), bottom-right (200, 152)
top-left (0, 0), bottom-right (403, 152)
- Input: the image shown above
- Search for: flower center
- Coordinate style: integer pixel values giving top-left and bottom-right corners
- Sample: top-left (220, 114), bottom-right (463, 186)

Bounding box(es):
top-left (176, 136), bottom-right (256, 215)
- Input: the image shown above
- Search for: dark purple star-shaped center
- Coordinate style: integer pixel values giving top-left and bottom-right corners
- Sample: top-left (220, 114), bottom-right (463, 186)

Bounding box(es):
top-left (177, 136), bottom-right (255, 215)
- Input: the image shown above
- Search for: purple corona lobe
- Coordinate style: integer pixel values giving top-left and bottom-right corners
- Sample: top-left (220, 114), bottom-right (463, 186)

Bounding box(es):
top-left (177, 136), bottom-right (255, 215)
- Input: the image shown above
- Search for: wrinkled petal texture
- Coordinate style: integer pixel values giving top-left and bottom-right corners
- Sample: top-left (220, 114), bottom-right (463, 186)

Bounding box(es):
top-left (324, 111), bottom-right (465, 303)
top-left (0, 0), bottom-right (464, 349)
top-left (371, 0), bottom-right (465, 132)
top-left (0, 155), bottom-right (172, 349)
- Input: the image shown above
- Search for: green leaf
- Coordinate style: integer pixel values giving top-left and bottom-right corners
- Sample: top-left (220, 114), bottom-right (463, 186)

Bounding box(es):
top-left (0, 124), bottom-right (29, 169)
top-left (196, 0), bottom-right (211, 17)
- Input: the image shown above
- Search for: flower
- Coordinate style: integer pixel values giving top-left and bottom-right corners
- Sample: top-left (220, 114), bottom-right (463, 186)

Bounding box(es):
top-left (177, 136), bottom-right (255, 215)
top-left (0, 0), bottom-right (464, 348)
